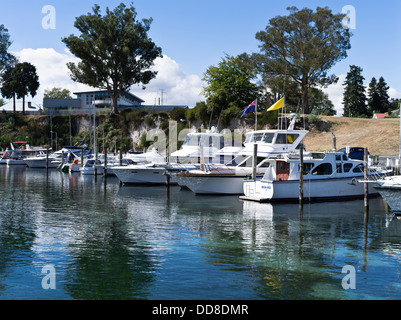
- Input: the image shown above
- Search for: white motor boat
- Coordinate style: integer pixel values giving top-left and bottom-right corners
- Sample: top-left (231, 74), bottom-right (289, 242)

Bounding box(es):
top-left (242, 151), bottom-right (381, 202)
top-left (177, 125), bottom-right (309, 195)
top-left (113, 130), bottom-right (241, 185)
top-left (1, 141), bottom-right (47, 165)
top-left (24, 146), bottom-right (86, 168)
top-left (362, 175), bottom-right (401, 213)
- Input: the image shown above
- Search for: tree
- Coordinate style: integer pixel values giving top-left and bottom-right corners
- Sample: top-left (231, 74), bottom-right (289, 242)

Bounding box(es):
top-left (1, 63), bottom-right (39, 114)
top-left (308, 88), bottom-right (336, 115)
top-left (62, 3), bottom-right (162, 114)
top-left (367, 77), bottom-right (380, 115)
top-left (1, 66), bottom-right (17, 113)
top-left (202, 54), bottom-right (260, 120)
top-left (0, 24), bottom-right (16, 76)
top-left (14, 62), bottom-right (39, 115)
top-left (376, 76), bottom-right (390, 113)
top-left (44, 87), bottom-right (72, 99)
top-left (254, 6), bottom-right (351, 114)
top-left (343, 65), bottom-right (368, 117)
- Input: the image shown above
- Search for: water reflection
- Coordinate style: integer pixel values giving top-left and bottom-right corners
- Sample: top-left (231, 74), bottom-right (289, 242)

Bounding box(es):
top-left (0, 166), bottom-right (401, 299)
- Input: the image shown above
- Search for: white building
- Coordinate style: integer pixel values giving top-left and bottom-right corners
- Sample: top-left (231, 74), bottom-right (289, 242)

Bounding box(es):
top-left (43, 90), bottom-right (145, 115)
top-left (0, 101), bottom-right (42, 114)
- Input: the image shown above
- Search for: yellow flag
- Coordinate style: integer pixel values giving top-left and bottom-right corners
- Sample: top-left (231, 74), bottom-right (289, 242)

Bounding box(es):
top-left (267, 97), bottom-right (285, 112)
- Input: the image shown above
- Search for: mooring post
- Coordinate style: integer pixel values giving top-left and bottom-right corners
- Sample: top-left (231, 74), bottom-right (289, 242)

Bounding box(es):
top-left (364, 147), bottom-right (369, 213)
top-left (46, 148), bottom-right (49, 170)
top-left (104, 148), bottom-right (108, 177)
top-left (252, 143), bottom-right (258, 180)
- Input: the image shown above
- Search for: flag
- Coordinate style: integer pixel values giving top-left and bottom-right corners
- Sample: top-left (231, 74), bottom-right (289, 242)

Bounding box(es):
top-left (241, 100), bottom-right (257, 118)
top-left (267, 97), bottom-right (285, 112)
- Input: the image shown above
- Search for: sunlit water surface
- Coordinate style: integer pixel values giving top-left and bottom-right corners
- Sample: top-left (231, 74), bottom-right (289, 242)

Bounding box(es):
top-left (0, 166), bottom-right (401, 300)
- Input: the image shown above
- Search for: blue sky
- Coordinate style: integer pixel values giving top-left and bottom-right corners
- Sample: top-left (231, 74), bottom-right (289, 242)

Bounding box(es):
top-left (1, 0), bottom-right (400, 114)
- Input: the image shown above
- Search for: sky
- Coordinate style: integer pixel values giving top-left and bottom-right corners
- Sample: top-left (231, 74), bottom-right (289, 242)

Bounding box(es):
top-left (0, 0), bottom-right (400, 115)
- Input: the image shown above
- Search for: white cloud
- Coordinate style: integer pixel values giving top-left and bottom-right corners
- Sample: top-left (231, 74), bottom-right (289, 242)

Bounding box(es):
top-left (322, 74), bottom-right (346, 116)
top-left (10, 48), bottom-right (205, 108)
top-left (131, 55), bottom-right (205, 107)
top-left (12, 48), bottom-right (92, 104)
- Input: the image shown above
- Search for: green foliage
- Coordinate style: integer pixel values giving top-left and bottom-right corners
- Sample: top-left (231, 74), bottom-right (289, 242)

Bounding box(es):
top-left (169, 107), bottom-right (187, 122)
top-left (62, 3), bottom-right (162, 114)
top-left (255, 6), bottom-right (351, 114)
top-left (257, 110), bottom-right (279, 127)
top-left (44, 88), bottom-right (72, 99)
top-left (308, 88), bottom-right (336, 116)
top-left (219, 106), bottom-right (242, 128)
top-left (0, 24), bottom-right (16, 74)
top-left (343, 65), bottom-right (368, 117)
top-left (1, 62), bottom-right (39, 114)
top-left (202, 54), bottom-right (260, 117)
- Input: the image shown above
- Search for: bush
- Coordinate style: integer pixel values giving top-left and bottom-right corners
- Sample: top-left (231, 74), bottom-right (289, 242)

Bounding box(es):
top-left (219, 106), bottom-right (242, 128)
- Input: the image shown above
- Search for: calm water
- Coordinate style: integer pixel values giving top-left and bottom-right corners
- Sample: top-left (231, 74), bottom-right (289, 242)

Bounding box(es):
top-left (0, 165), bottom-right (401, 300)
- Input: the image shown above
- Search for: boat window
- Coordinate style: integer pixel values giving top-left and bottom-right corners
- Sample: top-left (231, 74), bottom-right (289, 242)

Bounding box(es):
top-left (258, 160), bottom-right (270, 168)
top-left (336, 163), bottom-right (342, 173)
top-left (343, 154), bottom-right (348, 161)
top-left (183, 135), bottom-right (200, 146)
top-left (262, 133), bottom-right (274, 143)
top-left (336, 155), bottom-right (342, 161)
top-left (244, 134), bottom-right (252, 144)
top-left (299, 163), bottom-right (314, 175)
top-left (311, 163), bottom-right (333, 175)
top-left (226, 154), bottom-right (248, 167)
top-left (353, 164), bottom-right (364, 173)
top-left (276, 134), bottom-right (299, 144)
top-left (252, 133), bottom-right (264, 142)
top-left (343, 163), bottom-right (353, 173)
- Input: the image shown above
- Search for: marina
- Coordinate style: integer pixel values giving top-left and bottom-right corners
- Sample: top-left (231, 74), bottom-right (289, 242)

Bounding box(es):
top-left (1, 165), bottom-right (401, 299)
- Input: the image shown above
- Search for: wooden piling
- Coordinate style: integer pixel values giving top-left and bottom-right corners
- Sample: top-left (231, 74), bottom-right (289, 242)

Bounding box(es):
top-left (364, 147), bottom-right (369, 213)
top-left (252, 144), bottom-right (258, 180)
top-left (46, 148), bottom-right (49, 169)
top-left (104, 148), bottom-right (108, 177)
top-left (299, 143), bottom-right (304, 206)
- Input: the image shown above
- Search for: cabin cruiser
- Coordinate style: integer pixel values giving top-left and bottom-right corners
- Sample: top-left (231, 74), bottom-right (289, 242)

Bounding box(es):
top-left (177, 124), bottom-right (309, 194)
top-left (112, 130), bottom-right (242, 185)
top-left (242, 151), bottom-right (381, 202)
top-left (360, 175), bottom-right (401, 213)
top-left (0, 141), bottom-right (47, 165)
top-left (24, 145), bottom-right (87, 168)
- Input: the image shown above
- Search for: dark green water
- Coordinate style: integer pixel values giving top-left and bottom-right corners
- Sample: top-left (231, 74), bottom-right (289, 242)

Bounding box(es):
top-left (0, 165), bottom-right (401, 300)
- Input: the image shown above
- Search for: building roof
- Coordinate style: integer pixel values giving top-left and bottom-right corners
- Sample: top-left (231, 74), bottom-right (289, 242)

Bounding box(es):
top-left (0, 101), bottom-right (42, 113)
top-left (373, 113), bottom-right (388, 119)
top-left (73, 90), bottom-right (145, 104)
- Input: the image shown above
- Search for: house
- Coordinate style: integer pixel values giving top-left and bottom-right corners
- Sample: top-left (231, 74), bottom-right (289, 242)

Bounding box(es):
top-left (43, 90), bottom-right (188, 114)
top-left (0, 101), bottom-right (42, 114)
top-left (373, 113), bottom-right (388, 119)
top-left (43, 90), bottom-right (145, 115)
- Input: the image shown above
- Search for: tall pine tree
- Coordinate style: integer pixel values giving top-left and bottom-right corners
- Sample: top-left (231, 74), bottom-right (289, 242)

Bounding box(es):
top-left (376, 76), bottom-right (390, 113)
top-left (343, 65), bottom-right (368, 117)
top-left (367, 77), bottom-right (380, 115)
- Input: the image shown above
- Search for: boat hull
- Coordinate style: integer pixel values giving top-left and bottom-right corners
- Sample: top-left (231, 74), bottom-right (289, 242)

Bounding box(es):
top-left (179, 174), bottom-right (263, 195)
top-left (113, 166), bottom-right (174, 185)
top-left (243, 177), bottom-right (380, 202)
top-left (24, 158), bottom-right (60, 168)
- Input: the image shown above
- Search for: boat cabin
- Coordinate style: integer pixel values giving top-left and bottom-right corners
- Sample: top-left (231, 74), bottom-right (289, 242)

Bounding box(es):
top-left (242, 129), bottom-right (309, 156)
top-left (261, 152), bottom-right (368, 182)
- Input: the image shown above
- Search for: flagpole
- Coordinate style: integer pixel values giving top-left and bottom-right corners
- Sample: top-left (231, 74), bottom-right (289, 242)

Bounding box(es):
top-left (255, 99), bottom-right (258, 131)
